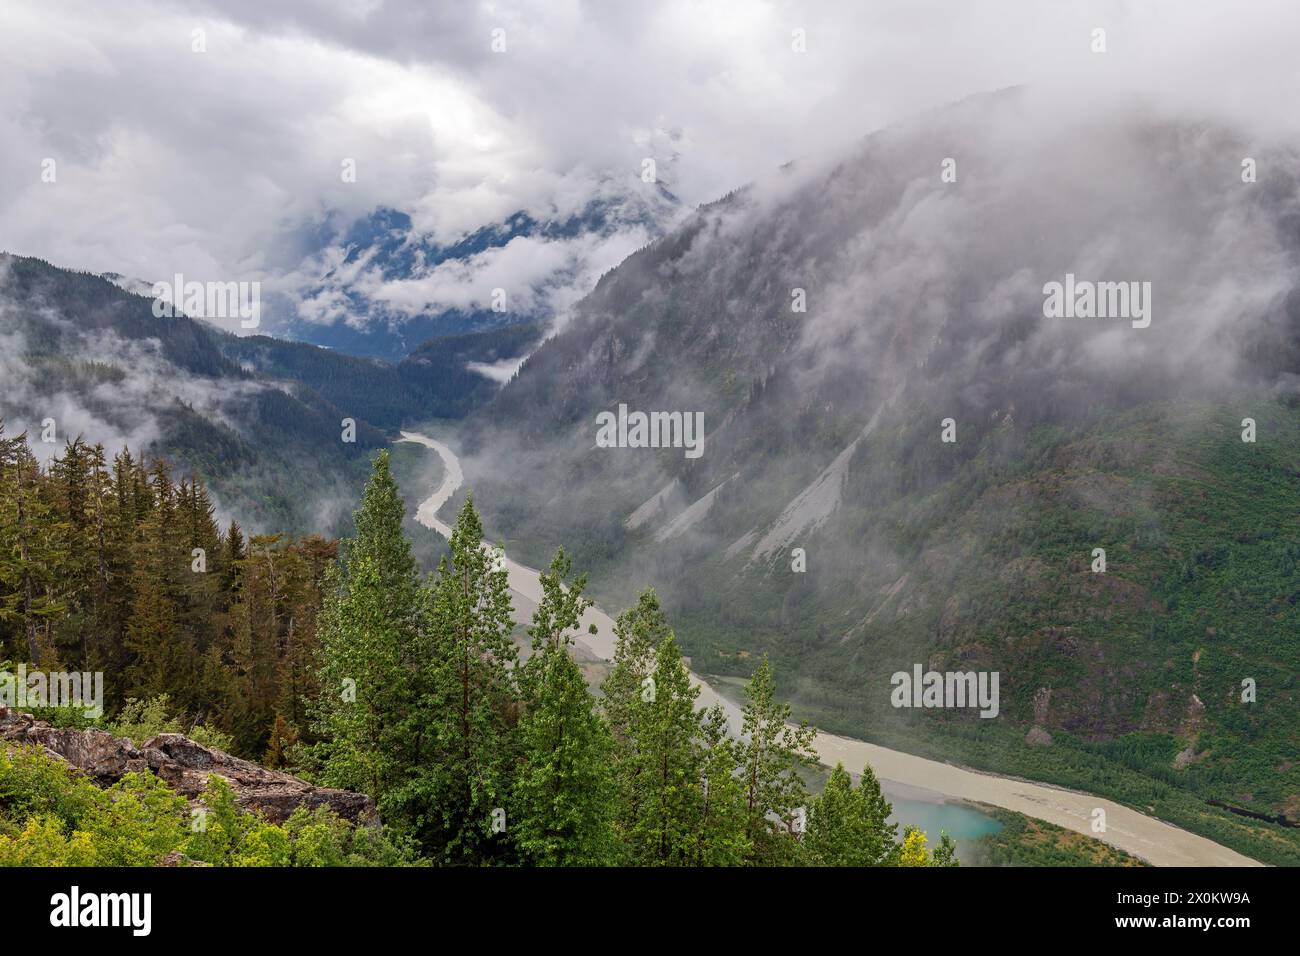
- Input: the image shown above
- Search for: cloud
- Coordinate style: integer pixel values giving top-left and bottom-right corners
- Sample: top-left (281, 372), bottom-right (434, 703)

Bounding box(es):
top-left (467, 356), bottom-right (528, 385)
top-left (3, 0), bottom-right (1300, 342)
top-left (0, 266), bottom-right (278, 470)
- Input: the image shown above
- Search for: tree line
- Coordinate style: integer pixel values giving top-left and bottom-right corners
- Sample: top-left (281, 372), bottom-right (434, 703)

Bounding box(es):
top-left (0, 425), bottom-right (329, 762)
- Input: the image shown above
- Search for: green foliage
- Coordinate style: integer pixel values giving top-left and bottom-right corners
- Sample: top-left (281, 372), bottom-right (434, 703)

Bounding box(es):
top-left (107, 695), bottom-right (234, 752)
top-left (310, 464), bottom-right (519, 864)
top-left (738, 655), bottom-right (818, 864)
top-left (0, 426), bottom-right (335, 762)
top-left (966, 806), bottom-right (1145, 867)
top-left (511, 551), bottom-right (617, 865)
top-left (0, 426), bottom-right (1139, 868)
top-left (0, 744), bottom-right (417, 867)
top-left (0, 744), bottom-right (98, 829)
top-left (420, 494), bottom-right (519, 863)
top-left (540, 398), bottom-right (1300, 866)
top-left (309, 450), bottom-right (432, 815)
top-left (82, 772), bottom-right (190, 866)
top-left (806, 763), bottom-right (899, 866)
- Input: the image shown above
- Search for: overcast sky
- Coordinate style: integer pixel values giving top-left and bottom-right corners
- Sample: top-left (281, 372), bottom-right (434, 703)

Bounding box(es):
top-left (3, 0), bottom-right (1298, 302)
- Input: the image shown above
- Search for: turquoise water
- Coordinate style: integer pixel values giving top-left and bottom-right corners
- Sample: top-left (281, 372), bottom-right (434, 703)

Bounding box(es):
top-left (888, 797), bottom-right (1003, 842)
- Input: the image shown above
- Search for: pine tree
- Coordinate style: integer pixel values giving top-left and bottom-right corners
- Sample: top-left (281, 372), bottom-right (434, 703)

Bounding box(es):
top-left (738, 654), bottom-right (817, 865)
top-left (806, 762), bottom-right (898, 866)
top-left (624, 633), bottom-right (702, 865)
top-left (309, 451), bottom-right (430, 825)
top-left (422, 494), bottom-right (518, 864)
top-left (511, 549), bottom-right (614, 865)
top-left (693, 704), bottom-right (749, 865)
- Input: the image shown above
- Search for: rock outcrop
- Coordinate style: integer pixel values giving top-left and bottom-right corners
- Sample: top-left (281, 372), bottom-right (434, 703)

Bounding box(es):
top-left (0, 708), bottom-right (374, 825)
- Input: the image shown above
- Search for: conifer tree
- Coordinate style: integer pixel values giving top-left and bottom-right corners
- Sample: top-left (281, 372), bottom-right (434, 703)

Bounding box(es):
top-left (738, 654), bottom-right (817, 865)
top-left (310, 451), bottom-right (430, 825)
top-left (693, 704), bottom-right (749, 865)
top-left (423, 494), bottom-right (518, 864)
top-left (932, 831), bottom-right (960, 867)
top-left (512, 549), bottom-right (614, 865)
top-left (624, 633), bottom-right (702, 865)
top-left (511, 646), bottom-right (614, 865)
top-left (601, 588), bottom-right (671, 847)
top-left (806, 762), bottom-right (899, 866)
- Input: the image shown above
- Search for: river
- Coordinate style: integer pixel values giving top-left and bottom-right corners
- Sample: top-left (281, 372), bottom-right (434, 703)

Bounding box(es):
top-left (398, 430), bottom-right (1260, 867)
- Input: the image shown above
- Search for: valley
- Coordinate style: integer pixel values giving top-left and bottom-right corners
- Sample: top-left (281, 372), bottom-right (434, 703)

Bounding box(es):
top-left (3, 1), bottom-right (1297, 891)
top-left (399, 429), bottom-right (1262, 867)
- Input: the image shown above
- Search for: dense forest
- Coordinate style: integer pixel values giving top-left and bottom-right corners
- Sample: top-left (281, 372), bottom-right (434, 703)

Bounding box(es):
top-left (219, 322), bottom-right (542, 429)
top-left (0, 431), bottom-right (958, 866)
top-left (0, 424), bottom-right (329, 761)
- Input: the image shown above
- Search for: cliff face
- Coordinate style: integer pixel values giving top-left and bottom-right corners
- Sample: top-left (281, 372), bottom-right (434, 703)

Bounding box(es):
top-left (0, 708), bottom-right (373, 825)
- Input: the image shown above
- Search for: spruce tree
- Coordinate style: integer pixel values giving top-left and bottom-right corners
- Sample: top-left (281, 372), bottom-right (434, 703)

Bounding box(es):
top-left (806, 762), bottom-right (898, 866)
top-left (310, 451), bottom-right (431, 830)
top-left (511, 548), bottom-right (614, 865)
top-left (738, 654), bottom-right (817, 865)
top-left (693, 704), bottom-right (749, 865)
top-left (424, 494), bottom-right (518, 864)
top-left (624, 633), bottom-right (702, 865)
top-left (511, 645), bottom-right (615, 865)
top-left (601, 587), bottom-right (670, 851)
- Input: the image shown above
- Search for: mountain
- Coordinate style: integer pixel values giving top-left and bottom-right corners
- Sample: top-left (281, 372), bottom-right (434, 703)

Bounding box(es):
top-left (273, 183), bottom-right (681, 361)
top-left (0, 253), bottom-right (387, 534)
top-left (456, 89), bottom-right (1300, 862)
top-left (218, 322), bottom-right (541, 430)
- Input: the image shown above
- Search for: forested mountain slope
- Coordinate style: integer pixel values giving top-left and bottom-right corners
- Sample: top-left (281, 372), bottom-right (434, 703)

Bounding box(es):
top-left (0, 253), bottom-right (386, 533)
top-left (458, 89), bottom-right (1300, 857)
top-left (220, 322), bottom-right (540, 429)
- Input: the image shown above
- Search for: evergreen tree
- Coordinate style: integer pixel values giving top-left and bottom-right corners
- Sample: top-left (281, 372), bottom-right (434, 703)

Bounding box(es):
top-left (601, 588), bottom-right (671, 849)
top-left (806, 762), bottom-right (898, 866)
top-left (932, 831), bottom-right (960, 867)
top-left (422, 494), bottom-right (518, 864)
top-left (511, 549), bottom-right (614, 865)
top-left (511, 647), bottom-right (615, 865)
top-left (624, 633), bottom-right (702, 865)
top-left (517, 547), bottom-right (590, 702)
top-left (693, 704), bottom-right (749, 865)
top-left (738, 654), bottom-right (817, 865)
top-left (310, 451), bottom-right (431, 828)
